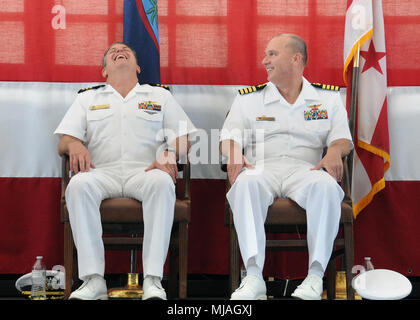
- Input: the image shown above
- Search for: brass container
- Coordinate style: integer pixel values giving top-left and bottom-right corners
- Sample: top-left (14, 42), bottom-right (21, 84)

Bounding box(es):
top-left (108, 273), bottom-right (143, 299)
top-left (322, 271), bottom-right (362, 300)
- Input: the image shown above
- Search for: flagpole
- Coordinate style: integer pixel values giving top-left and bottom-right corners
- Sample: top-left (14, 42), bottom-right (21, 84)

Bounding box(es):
top-left (348, 43), bottom-right (360, 192)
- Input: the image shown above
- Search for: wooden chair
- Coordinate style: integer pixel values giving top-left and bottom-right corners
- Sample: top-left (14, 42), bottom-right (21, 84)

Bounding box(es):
top-left (224, 157), bottom-right (355, 300)
top-left (60, 155), bottom-right (191, 299)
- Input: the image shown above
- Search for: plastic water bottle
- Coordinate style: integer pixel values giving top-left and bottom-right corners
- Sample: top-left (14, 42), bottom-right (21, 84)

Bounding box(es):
top-left (31, 256), bottom-right (47, 300)
top-left (364, 257), bottom-right (374, 271)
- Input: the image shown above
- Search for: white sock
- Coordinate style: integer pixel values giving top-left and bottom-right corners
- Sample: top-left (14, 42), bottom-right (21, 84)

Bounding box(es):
top-left (246, 257), bottom-right (263, 280)
top-left (144, 275), bottom-right (161, 282)
top-left (84, 274), bottom-right (103, 282)
top-left (308, 261), bottom-right (324, 279)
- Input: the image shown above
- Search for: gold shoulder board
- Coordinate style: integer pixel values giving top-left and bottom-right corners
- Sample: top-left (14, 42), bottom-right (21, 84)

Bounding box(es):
top-left (239, 83), bottom-right (267, 95)
top-left (77, 84), bottom-right (105, 94)
top-left (148, 83), bottom-right (170, 91)
top-left (311, 82), bottom-right (340, 91)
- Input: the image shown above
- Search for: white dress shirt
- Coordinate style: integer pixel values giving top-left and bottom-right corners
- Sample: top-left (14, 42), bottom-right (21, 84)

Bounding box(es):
top-left (54, 83), bottom-right (196, 169)
top-left (220, 78), bottom-right (353, 166)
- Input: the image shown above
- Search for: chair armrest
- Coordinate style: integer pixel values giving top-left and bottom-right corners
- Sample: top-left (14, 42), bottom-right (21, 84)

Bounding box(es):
top-left (221, 162), bottom-right (232, 226)
top-left (60, 154), bottom-right (71, 223)
top-left (341, 155), bottom-right (353, 206)
top-left (61, 154), bottom-right (70, 200)
top-left (177, 157), bottom-right (191, 201)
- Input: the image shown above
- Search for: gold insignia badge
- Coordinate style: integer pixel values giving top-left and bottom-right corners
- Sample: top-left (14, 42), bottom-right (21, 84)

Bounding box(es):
top-left (308, 104), bottom-right (322, 110)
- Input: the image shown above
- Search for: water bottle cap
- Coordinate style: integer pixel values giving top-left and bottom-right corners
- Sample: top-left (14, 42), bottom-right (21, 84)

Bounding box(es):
top-left (36, 256), bottom-right (43, 259)
top-left (364, 257), bottom-right (371, 260)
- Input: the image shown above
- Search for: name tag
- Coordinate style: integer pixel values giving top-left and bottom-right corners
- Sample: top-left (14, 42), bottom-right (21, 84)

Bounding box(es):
top-left (256, 115), bottom-right (275, 121)
top-left (89, 104), bottom-right (110, 111)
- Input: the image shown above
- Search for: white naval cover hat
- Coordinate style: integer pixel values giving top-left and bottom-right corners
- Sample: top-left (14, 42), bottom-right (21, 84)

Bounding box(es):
top-left (352, 269), bottom-right (412, 300)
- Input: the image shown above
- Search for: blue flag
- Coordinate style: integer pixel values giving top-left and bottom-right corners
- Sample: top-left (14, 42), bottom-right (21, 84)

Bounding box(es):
top-left (123, 0), bottom-right (160, 84)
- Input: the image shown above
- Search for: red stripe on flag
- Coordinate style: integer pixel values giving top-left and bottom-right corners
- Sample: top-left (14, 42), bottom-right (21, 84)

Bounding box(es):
top-left (135, 0), bottom-right (160, 53)
top-left (356, 144), bottom-right (385, 186)
top-left (355, 98), bottom-right (390, 186)
top-left (370, 99), bottom-right (390, 154)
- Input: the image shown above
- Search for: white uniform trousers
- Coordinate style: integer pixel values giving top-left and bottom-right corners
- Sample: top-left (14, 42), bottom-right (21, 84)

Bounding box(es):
top-left (65, 165), bottom-right (175, 281)
top-left (227, 158), bottom-right (344, 275)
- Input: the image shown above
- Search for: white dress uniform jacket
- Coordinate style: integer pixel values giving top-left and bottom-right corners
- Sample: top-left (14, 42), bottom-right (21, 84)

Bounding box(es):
top-left (220, 78), bottom-right (353, 276)
top-left (54, 83), bottom-right (196, 280)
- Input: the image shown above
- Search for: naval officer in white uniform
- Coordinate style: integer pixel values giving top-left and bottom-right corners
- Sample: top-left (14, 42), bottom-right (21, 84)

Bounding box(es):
top-left (55, 42), bottom-right (196, 300)
top-left (220, 34), bottom-right (353, 300)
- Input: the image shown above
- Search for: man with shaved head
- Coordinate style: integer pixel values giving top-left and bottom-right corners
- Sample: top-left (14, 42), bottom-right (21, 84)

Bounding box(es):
top-left (55, 42), bottom-right (196, 300)
top-left (220, 34), bottom-right (353, 300)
